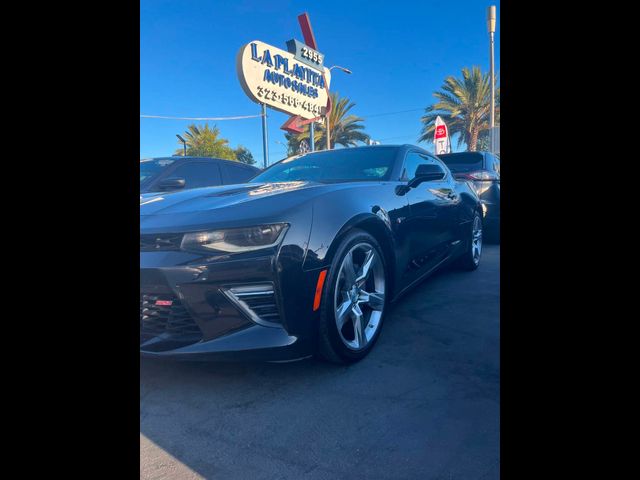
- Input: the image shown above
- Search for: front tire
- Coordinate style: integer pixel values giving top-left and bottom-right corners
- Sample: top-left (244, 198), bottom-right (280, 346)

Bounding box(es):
top-left (318, 230), bottom-right (388, 364)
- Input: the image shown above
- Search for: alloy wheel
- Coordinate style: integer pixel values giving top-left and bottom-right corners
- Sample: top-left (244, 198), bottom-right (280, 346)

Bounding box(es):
top-left (472, 215), bottom-right (483, 265)
top-left (333, 242), bottom-right (385, 350)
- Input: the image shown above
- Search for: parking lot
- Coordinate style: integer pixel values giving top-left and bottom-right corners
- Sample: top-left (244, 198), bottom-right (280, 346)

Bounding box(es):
top-left (141, 245), bottom-right (500, 479)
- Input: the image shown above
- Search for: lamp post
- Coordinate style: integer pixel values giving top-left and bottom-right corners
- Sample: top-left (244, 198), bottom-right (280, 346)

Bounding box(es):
top-left (487, 6), bottom-right (496, 152)
top-left (275, 140), bottom-right (288, 156)
top-left (324, 65), bottom-right (352, 150)
top-left (176, 134), bottom-right (187, 156)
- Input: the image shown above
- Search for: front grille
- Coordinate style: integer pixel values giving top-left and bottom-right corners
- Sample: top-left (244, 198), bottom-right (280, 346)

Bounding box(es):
top-left (222, 284), bottom-right (282, 327)
top-left (140, 293), bottom-right (202, 341)
top-left (140, 233), bottom-right (183, 251)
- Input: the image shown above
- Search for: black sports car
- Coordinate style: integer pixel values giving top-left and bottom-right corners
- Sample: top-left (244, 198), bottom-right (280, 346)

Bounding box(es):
top-left (140, 145), bottom-right (483, 363)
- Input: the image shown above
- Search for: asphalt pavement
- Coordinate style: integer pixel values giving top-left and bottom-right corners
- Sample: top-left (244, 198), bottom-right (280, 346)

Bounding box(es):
top-left (140, 245), bottom-right (500, 480)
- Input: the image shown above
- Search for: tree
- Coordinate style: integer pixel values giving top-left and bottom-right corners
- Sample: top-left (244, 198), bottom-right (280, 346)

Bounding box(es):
top-left (234, 145), bottom-right (256, 165)
top-left (175, 124), bottom-right (237, 160)
top-left (285, 92), bottom-right (370, 154)
top-left (476, 133), bottom-right (490, 152)
top-left (418, 66), bottom-right (500, 152)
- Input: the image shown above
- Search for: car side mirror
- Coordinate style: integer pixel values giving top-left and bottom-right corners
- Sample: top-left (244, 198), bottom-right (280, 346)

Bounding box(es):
top-left (396, 165), bottom-right (446, 195)
top-left (157, 177), bottom-right (186, 191)
top-left (409, 164), bottom-right (445, 187)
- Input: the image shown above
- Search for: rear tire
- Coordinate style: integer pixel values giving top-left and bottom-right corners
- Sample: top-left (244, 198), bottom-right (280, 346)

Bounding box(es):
top-left (317, 230), bottom-right (388, 364)
top-left (456, 212), bottom-right (483, 271)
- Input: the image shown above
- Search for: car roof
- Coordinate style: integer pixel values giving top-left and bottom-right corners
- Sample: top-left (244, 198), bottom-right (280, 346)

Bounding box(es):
top-left (140, 156), bottom-right (259, 170)
top-left (286, 144), bottom-right (431, 155)
top-left (437, 151), bottom-right (488, 156)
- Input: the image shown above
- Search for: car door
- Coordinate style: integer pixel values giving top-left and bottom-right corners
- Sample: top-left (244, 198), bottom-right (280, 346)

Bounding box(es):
top-left (420, 153), bottom-right (460, 248)
top-left (401, 151), bottom-right (455, 271)
top-left (153, 161), bottom-right (223, 191)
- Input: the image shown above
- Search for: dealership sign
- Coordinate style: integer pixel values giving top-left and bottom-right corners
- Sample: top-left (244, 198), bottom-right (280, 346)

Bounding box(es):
top-left (236, 40), bottom-right (331, 120)
top-left (434, 116), bottom-right (451, 155)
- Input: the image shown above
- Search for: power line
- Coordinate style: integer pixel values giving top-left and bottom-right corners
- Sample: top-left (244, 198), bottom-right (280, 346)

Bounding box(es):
top-left (361, 108), bottom-right (425, 119)
top-left (140, 114), bottom-right (264, 121)
top-left (140, 106), bottom-right (426, 122)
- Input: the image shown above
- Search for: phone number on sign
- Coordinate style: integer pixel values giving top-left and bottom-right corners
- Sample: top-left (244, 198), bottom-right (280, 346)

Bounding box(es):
top-left (256, 87), bottom-right (324, 115)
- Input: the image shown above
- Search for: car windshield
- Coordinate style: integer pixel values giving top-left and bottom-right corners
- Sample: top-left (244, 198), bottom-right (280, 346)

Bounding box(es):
top-left (250, 148), bottom-right (397, 183)
top-left (140, 158), bottom-right (176, 184)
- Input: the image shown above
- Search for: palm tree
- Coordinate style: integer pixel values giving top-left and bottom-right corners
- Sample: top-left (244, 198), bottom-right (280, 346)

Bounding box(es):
top-left (234, 145), bottom-right (256, 165)
top-left (418, 66), bottom-right (500, 152)
top-left (285, 92), bottom-right (370, 154)
top-left (174, 124), bottom-right (237, 160)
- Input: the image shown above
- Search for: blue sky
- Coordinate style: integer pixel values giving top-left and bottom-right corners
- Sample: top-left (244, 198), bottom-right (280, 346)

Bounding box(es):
top-left (140, 0), bottom-right (499, 162)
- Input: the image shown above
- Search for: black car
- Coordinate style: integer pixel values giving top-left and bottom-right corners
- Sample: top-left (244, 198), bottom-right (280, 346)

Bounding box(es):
top-left (140, 145), bottom-right (483, 364)
top-left (437, 151), bottom-right (500, 242)
top-left (140, 156), bottom-right (260, 193)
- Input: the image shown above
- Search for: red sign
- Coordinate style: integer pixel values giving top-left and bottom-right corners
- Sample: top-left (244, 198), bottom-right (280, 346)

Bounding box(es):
top-left (435, 125), bottom-right (447, 139)
top-left (155, 300), bottom-right (173, 306)
top-left (280, 114), bottom-right (324, 134)
top-left (297, 13), bottom-right (318, 50)
top-left (281, 115), bottom-right (305, 134)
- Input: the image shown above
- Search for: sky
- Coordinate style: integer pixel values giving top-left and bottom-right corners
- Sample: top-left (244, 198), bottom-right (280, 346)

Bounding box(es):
top-left (140, 0), bottom-right (500, 163)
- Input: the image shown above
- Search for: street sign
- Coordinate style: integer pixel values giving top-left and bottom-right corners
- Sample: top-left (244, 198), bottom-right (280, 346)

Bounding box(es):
top-left (286, 39), bottom-right (325, 69)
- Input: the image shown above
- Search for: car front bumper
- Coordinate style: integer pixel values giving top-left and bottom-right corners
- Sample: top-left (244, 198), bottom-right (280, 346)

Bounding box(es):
top-left (140, 250), bottom-right (319, 361)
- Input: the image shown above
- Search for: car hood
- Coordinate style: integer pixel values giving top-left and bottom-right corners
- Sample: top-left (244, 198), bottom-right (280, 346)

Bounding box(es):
top-left (140, 181), bottom-right (360, 232)
top-left (140, 182), bottom-right (327, 215)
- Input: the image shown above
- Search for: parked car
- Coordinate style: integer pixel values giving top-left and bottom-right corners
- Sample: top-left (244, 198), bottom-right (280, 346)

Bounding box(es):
top-left (140, 156), bottom-right (260, 193)
top-left (140, 145), bottom-right (483, 364)
top-left (437, 151), bottom-right (500, 242)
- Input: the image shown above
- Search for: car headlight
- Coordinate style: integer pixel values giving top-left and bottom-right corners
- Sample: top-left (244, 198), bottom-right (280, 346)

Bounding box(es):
top-left (181, 224), bottom-right (288, 253)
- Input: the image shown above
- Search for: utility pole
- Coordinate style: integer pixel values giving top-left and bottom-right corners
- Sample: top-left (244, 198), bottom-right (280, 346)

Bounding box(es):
top-left (487, 5), bottom-right (496, 153)
top-left (323, 66), bottom-right (351, 150)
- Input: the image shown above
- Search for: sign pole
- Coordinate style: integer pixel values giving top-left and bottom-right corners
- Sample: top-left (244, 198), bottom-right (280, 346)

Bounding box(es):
top-left (309, 122), bottom-right (315, 152)
top-left (261, 103), bottom-right (269, 168)
top-left (326, 109), bottom-right (331, 150)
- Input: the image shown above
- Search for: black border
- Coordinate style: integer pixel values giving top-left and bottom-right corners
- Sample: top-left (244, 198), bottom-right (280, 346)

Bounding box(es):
top-left (12, 0), bottom-right (616, 475)
top-left (12, 2), bottom-right (141, 474)
top-left (500, 2), bottom-right (613, 476)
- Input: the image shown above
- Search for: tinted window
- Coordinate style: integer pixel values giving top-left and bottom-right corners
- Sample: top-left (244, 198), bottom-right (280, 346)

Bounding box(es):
top-left (401, 152), bottom-right (445, 181)
top-left (251, 147), bottom-right (397, 183)
top-left (222, 165), bottom-right (256, 184)
top-left (168, 162), bottom-right (222, 189)
top-left (437, 152), bottom-right (483, 173)
top-left (140, 158), bottom-right (176, 184)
